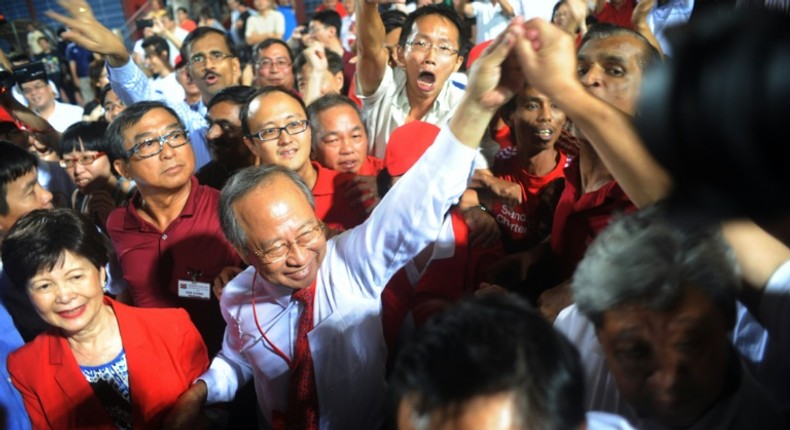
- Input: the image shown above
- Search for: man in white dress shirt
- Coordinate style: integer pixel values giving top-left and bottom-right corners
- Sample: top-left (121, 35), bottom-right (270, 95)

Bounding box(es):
top-left (163, 20), bottom-right (527, 430)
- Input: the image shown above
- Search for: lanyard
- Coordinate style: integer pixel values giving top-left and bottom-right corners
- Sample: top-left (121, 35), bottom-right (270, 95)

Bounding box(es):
top-left (250, 269), bottom-right (316, 369)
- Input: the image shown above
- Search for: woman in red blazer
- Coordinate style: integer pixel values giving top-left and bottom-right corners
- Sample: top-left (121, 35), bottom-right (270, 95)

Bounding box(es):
top-left (2, 209), bottom-right (209, 429)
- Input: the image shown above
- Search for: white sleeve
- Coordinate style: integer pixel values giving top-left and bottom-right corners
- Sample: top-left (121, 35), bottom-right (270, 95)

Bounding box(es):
top-left (329, 126), bottom-right (478, 298)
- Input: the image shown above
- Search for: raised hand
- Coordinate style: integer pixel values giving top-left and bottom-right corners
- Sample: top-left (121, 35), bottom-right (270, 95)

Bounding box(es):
top-left (44, 0), bottom-right (129, 66)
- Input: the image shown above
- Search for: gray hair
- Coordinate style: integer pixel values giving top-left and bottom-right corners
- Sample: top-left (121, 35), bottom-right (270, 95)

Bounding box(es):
top-left (219, 165), bottom-right (315, 253)
top-left (572, 206), bottom-right (740, 328)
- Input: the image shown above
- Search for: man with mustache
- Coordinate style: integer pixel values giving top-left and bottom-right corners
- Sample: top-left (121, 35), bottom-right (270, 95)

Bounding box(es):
top-left (47, 1), bottom-right (242, 171)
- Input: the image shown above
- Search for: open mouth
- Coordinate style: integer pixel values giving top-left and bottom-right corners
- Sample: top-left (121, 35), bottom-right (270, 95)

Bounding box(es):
top-left (535, 128), bottom-right (555, 140)
top-left (416, 71), bottom-right (436, 92)
top-left (203, 71), bottom-right (220, 86)
top-left (279, 147), bottom-right (298, 159)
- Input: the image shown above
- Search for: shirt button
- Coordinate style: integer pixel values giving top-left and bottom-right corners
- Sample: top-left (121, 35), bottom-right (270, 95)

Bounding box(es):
top-left (162, 234), bottom-right (168, 240)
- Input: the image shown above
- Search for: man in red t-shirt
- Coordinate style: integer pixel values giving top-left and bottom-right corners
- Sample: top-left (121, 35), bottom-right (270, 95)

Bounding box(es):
top-left (479, 85), bottom-right (571, 253)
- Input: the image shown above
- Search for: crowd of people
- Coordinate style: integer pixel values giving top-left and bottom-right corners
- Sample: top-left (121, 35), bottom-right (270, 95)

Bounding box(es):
top-left (0, 0), bottom-right (788, 429)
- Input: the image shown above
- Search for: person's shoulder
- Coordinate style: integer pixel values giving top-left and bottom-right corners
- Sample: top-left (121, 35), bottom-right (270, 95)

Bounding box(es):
top-left (58, 101), bottom-right (86, 115)
top-left (586, 411), bottom-right (637, 430)
top-left (8, 330), bottom-right (56, 370)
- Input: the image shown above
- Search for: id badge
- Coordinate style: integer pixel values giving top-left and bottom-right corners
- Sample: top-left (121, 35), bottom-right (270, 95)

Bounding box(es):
top-left (177, 279), bottom-right (211, 300)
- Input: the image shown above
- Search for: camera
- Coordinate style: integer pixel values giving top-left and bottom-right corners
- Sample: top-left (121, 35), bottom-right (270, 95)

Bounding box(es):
top-left (0, 67), bottom-right (14, 94)
top-left (136, 19), bottom-right (154, 30)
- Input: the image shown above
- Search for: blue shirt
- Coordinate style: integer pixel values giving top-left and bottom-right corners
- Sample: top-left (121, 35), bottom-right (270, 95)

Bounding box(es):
top-left (0, 296), bottom-right (32, 430)
top-left (106, 59), bottom-right (212, 170)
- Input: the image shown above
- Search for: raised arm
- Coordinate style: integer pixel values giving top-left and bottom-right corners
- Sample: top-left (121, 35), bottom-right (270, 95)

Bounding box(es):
top-left (355, 0), bottom-right (393, 96)
top-left (514, 18), bottom-right (672, 208)
top-left (454, 0), bottom-right (476, 18)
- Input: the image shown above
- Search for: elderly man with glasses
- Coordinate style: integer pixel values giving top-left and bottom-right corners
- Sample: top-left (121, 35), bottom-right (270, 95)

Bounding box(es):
top-left (103, 101), bottom-right (244, 360)
top-left (48, 1), bottom-right (243, 170)
top-left (161, 19), bottom-right (527, 430)
top-left (252, 38), bottom-right (295, 90)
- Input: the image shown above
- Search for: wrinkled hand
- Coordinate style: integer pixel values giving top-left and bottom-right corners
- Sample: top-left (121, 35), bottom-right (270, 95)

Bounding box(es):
top-left (470, 170), bottom-right (522, 207)
top-left (464, 21), bottom-right (526, 111)
top-left (345, 175), bottom-right (380, 215)
top-left (45, 0), bottom-right (128, 62)
top-left (537, 280), bottom-right (572, 321)
top-left (514, 18), bottom-right (580, 102)
top-left (462, 205), bottom-right (501, 249)
top-left (212, 266), bottom-right (243, 301)
top-left (483, 251), bottom-right (532, 290)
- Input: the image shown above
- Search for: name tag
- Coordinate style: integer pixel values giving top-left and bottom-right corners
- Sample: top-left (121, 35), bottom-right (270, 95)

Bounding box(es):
top-left (177, 280), bottom-right (211, 300)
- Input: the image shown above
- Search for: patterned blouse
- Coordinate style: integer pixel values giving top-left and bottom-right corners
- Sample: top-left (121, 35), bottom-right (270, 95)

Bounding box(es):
top-left (80, 348), bottom-right (132, 429)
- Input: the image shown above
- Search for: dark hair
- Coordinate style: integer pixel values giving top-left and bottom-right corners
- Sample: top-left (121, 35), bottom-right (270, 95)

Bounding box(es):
top-left (2, 208), bottom-right (110, 290)
top-left (58, 121), bottom-right (111, 157)
top-left (199, 6), bottom-right (216, 20)
top-left (240, 86), bottom-right (307, 137)
top-left (181, 27), bottom-right (238, 64)
top-left (207, 85), bottom-right (258, 110)
top-left (399, 4), bottom-right (464, 49)
top-left (0, 141), bottom-right (38, 216)
top-left (255, 38), bottom-right (294, 63)
top-left (310, 10), bottom-right (342, 37)
top-left (390, 294), bottom-right (586, 430)
top-left (177, 6), bottom-right (189, 15)
top-left (306, 93), bottom-right (364, 150)
top-left (580, 23), bottom-right (662, 73)
top-left (142, 35), bottom-right (171, 58)
top-left (164, 7), bottom-right (176, 21)
top-left (105, 101), bottom-right (186, 162)
top-left (381, 9), bottom-right (407, 34)
top-left (293, 48), bottom-right (343, 78)
top-left (99, 83), bottom-right (114, 106)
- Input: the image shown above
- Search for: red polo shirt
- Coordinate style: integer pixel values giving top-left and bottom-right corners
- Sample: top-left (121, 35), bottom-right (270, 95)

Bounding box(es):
top-left (550, 158), bottom-right (636, 281)
top-left (357, 156), bottom-right (384, 176)
top-left (106, 176), bottom-right (243, 356)
top-left (311, 161), bottom-right (367, 231)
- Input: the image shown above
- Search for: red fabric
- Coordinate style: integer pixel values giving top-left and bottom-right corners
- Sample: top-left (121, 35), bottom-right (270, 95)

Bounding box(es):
top-left (491, 149), bottom-right (567, 252)
top-left (384, 121), bottom-right (441, 176)
top-left (550, 157), bottom-right (636, 281)
top-left (380, 208), bottom-right (504, 352)
top-left (179, 19), bottom-right (197, 32)
top-left (8, 298), bottom-right (208, 430)
top-left (492, 121), bottom-right (513, 150)
top-left (287, 283), bottom-right (320, 430)
top-left (311, 161), bottom-right (367, 231)
top-left (466, 39), bottom-right (493, 69)
top-left (0, 105), bottom-right (14, 123)
top-left (105, 176), bottom-right (243, 356)
top-left (595, 0), bottom-right (636, 29)
top-left (316, 3), bottom-right (348, 17)
top-left (357, 156), bottom-right (384, 176)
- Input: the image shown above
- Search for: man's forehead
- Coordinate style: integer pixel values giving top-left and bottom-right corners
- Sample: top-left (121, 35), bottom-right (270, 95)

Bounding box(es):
top-left (320, 105), bottom-right (362, 126)
top-left (579, 34), bottom-right (645, 63)
top-left (261, 44), bottom-right (289, 58)
top-left (190, 33), bottom-right (230, 54)
top-left (411, 14), bottom-right (459, 41)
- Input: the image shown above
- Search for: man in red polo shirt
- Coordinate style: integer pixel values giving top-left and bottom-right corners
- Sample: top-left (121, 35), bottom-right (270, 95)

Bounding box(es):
top-left (105, 101), bottom-right (244, 357)
top-left (307, 93), bottom-right (383, 213)
top-left (241, 87), bottom-right (366, 231)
